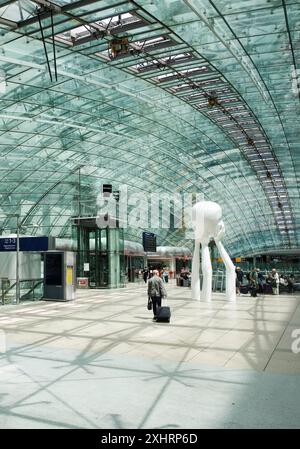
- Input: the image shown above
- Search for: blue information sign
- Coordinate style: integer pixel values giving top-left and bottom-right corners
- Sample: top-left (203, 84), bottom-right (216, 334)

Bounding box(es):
top-left (0, 236), bottom-right (49, 252)
top-left (0, 237), bottom-right (17, 251)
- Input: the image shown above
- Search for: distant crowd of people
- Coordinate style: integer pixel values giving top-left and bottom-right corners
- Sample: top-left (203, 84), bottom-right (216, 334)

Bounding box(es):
top-left (141, 265), bottom-right (296, 297)
top-left (236, 267), bottom-right (296, 296)
top-left (142, 267), bottom-right (192, 284)
top-left (143, 268), bottom-right (171, 284)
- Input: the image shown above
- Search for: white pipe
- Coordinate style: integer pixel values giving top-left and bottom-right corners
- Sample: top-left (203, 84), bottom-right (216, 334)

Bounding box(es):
top-left (215, 240), bottom-right (236, 302)
top-left (191, 240), bottom-right (200, 300)
top-left (201, 243), bottom-right (212, 301)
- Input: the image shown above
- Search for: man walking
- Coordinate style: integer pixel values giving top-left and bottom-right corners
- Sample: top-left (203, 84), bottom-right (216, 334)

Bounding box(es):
top-left (147, 269), bottom-right (167, 320)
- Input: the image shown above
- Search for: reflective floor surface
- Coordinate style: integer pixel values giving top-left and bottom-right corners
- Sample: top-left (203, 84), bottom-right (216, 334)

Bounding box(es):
top-left (0, 282), bottom-right (300, 428)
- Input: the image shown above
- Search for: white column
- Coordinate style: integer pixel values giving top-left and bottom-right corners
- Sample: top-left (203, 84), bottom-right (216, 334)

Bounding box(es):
top-left (191, 240), bottom-right (200, 300)
top-left (215, 240), bottom-right (236, 301)
top-left (201, 243), bottom-right (212, 301)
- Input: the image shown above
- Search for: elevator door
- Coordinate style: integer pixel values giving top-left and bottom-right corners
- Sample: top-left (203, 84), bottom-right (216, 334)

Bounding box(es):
top-left (89, 252), bottom-right (108, 288)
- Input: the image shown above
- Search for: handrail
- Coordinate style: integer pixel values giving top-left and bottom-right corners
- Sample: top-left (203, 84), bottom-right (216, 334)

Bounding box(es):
top-left (1, 278), bottom-right (42, 297)
top-left (21, 280), bottom-right (43, 300)
top-left (1, 278), bottom-right (43, 305)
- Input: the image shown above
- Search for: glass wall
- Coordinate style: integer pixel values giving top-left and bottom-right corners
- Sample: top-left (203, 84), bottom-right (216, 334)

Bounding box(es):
top-left (73, 220), bottom-right (125, 288)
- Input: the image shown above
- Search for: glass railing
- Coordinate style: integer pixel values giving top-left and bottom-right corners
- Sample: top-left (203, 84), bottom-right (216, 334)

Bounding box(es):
top-left (212, 270), bottom-right (226, 292)
top-left (176, 271), bottom-right (226, 292)
top-left (1, 278), bottom-right (44, 305)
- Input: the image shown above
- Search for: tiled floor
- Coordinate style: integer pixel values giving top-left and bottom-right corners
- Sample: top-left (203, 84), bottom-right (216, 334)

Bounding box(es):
top-left (0, 282), bottom-right (300, 428)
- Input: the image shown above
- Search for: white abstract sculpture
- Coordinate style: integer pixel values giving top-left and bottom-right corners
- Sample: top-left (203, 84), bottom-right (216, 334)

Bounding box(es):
top-left (191, 200), bottom-right (236, 302)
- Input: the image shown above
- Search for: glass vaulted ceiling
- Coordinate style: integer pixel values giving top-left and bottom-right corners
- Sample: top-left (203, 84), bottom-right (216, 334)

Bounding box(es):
top-left (0, 0), bottom-right (299, 256)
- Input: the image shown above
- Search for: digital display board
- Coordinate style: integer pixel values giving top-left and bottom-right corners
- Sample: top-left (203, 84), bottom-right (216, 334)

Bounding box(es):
top-left (45, 253), bottom-right (62, 286)
top-left (142, 232), bottom-right (157, 252)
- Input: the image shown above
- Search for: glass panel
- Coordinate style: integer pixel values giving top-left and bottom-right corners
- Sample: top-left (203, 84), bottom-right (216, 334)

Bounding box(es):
top-left (0, 0), bottom-right (298, 256)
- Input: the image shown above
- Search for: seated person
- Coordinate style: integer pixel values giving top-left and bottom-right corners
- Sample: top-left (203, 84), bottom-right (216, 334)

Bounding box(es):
top-left (287, 274), bottom-right (295, 293)
top-left (279, 276), bottom-right (288, 286)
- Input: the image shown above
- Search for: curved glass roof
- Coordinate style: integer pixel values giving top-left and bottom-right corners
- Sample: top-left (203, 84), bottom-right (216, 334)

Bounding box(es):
top-left (0, 0), bottom-right (299, 256)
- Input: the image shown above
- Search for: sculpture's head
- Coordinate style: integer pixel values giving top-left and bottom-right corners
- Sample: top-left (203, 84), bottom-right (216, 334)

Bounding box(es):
top-left (192, 200), bottom-right (223, 243)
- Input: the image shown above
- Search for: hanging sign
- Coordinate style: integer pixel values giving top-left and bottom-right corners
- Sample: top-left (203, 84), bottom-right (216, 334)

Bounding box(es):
top-left (0, 236), bottom-right (49, 252)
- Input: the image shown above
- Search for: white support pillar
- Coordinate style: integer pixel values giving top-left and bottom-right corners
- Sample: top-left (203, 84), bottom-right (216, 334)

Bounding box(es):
top-left (191, 240), bottom-right (200, 300)
top-left (215, 240), bottom-right (236, 302)
top-left (201, 242), bottom-right (212, 301)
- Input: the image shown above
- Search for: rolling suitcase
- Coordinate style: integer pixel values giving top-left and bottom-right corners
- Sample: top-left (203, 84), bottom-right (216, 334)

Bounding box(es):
top-left (264, 283), bottom-right (273, 294)
top-left (156, 306), bottom-right (171, 322)
top-left (240, 285), bottom-right (249, 294)
top-left (156, 296), bottom-right (171, 323)
top-left (250, 285), bottom-right (257, 297)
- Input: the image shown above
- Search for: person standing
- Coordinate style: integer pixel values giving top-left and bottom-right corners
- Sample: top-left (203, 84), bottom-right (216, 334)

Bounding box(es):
top-left (162, 268), bottom-right (169, 283)
top-left (235, 267), bottom-right (243, 295)
top-left (257, 268), bottom-right (264, 294)
top-left (287, 274), bottom-right (295, 293)
top-left (143, 268), bottom-right (149, 283)
top-left (147, 269), bottom-right (167, 320)
top-left (270, 268), bottom-right (279, 295)
top-left (249, 267), bottom-right (258, 297)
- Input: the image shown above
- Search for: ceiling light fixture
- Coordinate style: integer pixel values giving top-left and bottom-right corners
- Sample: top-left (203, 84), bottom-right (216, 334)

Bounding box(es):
top-left (207, 95), bottom-right (218, 107)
